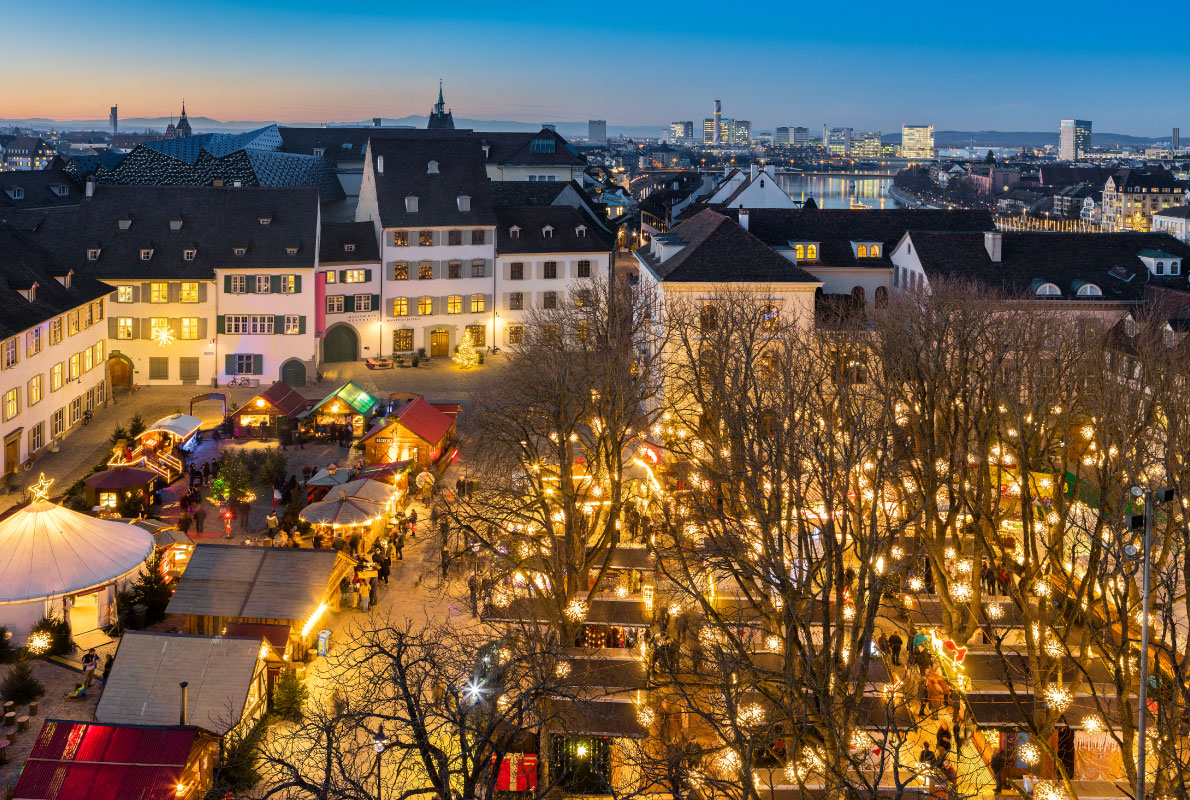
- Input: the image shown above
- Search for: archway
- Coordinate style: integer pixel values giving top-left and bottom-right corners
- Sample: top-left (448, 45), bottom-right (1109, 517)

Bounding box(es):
top-left (850, 285), bottom-right (866, 306)
top-left (107, 353), bottom-right (133, 389)
top-left (323, 324), bottom-right (359, 363)
top-left (281, 359), bottom-right (307, 388)
top-left (874, 286), bottom-right (889, 309)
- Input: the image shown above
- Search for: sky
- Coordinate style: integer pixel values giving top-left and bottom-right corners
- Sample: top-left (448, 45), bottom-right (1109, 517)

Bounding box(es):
top-left (0, 0), bottom-right (1180, 135)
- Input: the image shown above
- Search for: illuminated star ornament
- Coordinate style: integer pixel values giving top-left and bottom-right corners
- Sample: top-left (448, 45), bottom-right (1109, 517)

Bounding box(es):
top-left (152, 323), bottom-right (176, 347)
top-left (29, 473), bottom-right (55, 503)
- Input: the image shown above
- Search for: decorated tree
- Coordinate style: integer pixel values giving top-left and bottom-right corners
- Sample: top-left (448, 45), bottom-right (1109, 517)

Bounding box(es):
top-left (453, 329), bottom-right (480, 369)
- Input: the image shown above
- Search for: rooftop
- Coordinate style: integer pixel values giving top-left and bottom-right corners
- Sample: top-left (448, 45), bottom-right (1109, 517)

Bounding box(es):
top-left (366, 137), bottom-right (496, 229)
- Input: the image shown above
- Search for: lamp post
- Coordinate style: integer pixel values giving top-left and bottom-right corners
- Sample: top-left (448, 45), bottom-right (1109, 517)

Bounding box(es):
top-left (373, 724), bottom-right (389, 800)
top-left (377, 321), bottom-right (384, 359)
top-left (1126, 484), bottom-right (1174, 800)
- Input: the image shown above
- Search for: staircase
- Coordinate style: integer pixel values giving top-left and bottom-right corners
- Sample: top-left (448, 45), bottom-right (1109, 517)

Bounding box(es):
top-left (955, 738), bottom-right (996, 798)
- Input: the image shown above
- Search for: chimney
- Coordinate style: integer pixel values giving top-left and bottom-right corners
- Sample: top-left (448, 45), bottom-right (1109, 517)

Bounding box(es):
top-left (85, 176), bottom-right (95, 198)
top-left (541, 124), bottom-right (556, 132)
top-left (179, 681), bottom-right (189, 726)
top-left (376, 156), bottom-right (384, 175)
top-left (739, 209), bottom-right (750, 231)
top-left (749, 163), bottom-right (759, 181)
top-left (984, 231), bottom-right (1002, 263)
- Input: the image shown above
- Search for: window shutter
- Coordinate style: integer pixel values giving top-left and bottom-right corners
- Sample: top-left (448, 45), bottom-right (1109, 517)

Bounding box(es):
top-left (248, 274), bottom-right (258, 292)
top-left (141, 282), bottom-right (150, 299)
top-left (270, 275), bottom-right (282, 293)
top-left (339, 270), bottom-right (347, 284)
top-left (371, 294), bottom-right (380, 311)
top-left (252, 354), bottom-right (263, 375)
top-left (364, 269), bottom-right (373, 282)
top-left (167, 283), bottom-right (181, 303)
top-left (293, 275), bottom-right (302, 293)
top-left (274, 315), bottom-right (285, 334)
top-left (139, 319), bottom-right (150, 339)
top-left (198, 283), bottom-right (208, 302)
top-left (198, 318), bottom-right (208, 339)
top-left (224, 354), bottom-right (235, 375)
top-left (223, 275), bottom-right (232, 293)
top-left (169, 318), bottom-right (180, 335)
top-left (216, 315), bottom-right (225, 334)
top-left (107, 317), bottom-right (118, 338)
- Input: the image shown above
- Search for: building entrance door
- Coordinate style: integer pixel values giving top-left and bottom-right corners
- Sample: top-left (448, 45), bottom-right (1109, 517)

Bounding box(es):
top-left (430, 329), bottom-right (449, 358)
top-left (324, 325), bottom-right (359, 363)
top-left (3, 434), bottom-right (18, 475)
top-left (108, 355), bottom-right (132, 389)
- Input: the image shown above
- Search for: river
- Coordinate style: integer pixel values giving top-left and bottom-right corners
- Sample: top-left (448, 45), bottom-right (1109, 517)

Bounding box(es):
top-left (775, 172), bottom-right (902, 209)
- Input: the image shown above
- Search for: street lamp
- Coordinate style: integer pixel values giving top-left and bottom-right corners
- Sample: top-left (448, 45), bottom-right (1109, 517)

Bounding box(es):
top-left (1126, 484), bottom-right (1174, 800)
top-left (373, 724), bottom-right (389, 800)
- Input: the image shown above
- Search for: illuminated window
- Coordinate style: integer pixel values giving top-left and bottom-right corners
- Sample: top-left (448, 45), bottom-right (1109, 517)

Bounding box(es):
top-left (345, 270), bottom-right (366, 283)
top-left (325, 271), bottom-right (337, 284)
top-left (857, 245), bottom-right (868, 258)
top-left (326, 296), bottom-right (345, 313)
top-left (871, 245), bottom-right (880, 257)
top-left (51, 363), bottom-right (62, 391)
top-left (83, 348), bottom-right (93, 372)
top-left (180, 318), bottom-right (199, 339)
top-left (794, 244), bottom-right (805, 259)
top-left (419, 231), bottom-right (434, 247)
top-left (392, 262), bottom-right (409, 280)
top-left (117, 285), bottom-right (134, 303)
top-left (392, 297), bottom-right (409, 316)
top-left (508, 326), bottom-right (524, 345)
top-left (280, 275), bottom-right (297, 293)
top-left (466, 324), bottom-right (485, 347)
top-left (393, 231), bottom-right (409, 247)
top-left (447, 295), bottom-right (462, 314)
top-left (180, 282), bottom-right (198, 302)
top-left (807, 244), bottom-right (818, 260)
top-left (419, 262), bottom-right (433, 280)
top-left (762, 305), bottom-right (779, 330)
top-left (418, 296), bottom-right (433, 315)
top-left (470, 294), bottom-right (485, 313)
top-left (284, 315), bottom-right (301, 334)
top-left (3, 389), bottom-right (18, 421)
top-left (117, 317), bottom-right (133, 339)
top-left (393, 328), bottom-right (414, 351)
top-left (68, 353), bottom-right (80, 380)
top-left (28, 375), bottom-right (41, 406)
top-left (255, 276), bottom-right (271, 293)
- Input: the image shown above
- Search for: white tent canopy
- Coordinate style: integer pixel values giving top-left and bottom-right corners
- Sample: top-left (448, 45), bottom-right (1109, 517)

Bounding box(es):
top-left (0, 502), bottom-right (154, 604)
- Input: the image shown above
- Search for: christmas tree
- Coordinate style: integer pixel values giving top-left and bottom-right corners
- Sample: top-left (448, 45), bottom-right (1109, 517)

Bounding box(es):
top-left (2, 659), bottom-right (45, 705)
top-left (453, 330), bottom-right (479, 370)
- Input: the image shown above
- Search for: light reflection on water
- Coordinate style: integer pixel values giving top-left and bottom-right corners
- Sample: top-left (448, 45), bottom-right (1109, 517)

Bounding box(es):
top-left (776, 173), bottom-right (900, 209)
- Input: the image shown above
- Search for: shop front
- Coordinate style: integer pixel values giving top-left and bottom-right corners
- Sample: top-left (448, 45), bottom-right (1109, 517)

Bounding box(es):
top-left (299, 382), bottom-right (379, 440)
top-left (231, 381), bottom-right (310, 439)
top-left (85, 466), bottom-right (158, 516)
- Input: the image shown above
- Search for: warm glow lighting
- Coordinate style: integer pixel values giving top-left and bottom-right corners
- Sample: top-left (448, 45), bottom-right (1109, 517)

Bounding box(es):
top-left (301, 603), bottom-right (328, 638)
top-left (1082, 714), bottom-right (1105, 734)
top-left (1018, 741), bottom-right (1041, 766)
top-left (27, 630), bottom-right (53, 654)
top-left (565, 599), bottom-right (588, 621)
top-left (29, 473), bottom-right (54, 503)
top-left (255, 398), bottom-right (266, 408)
top-left (575, 743), bottom-right (589, 758)
top-left (1044, 684), bottom-right (1073, 712)
top-left (152, 323), bottom-right (176, 347)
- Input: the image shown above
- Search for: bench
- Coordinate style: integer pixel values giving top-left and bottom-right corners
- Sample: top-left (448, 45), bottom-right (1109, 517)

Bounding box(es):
top-left (365, 357), bottom-right (394, 370)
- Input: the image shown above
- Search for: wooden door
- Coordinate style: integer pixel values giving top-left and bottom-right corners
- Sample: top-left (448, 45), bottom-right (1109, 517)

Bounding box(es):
top-left (430, 329), bottom-right (449, 358)
top-left (4, 437), bottom-right (17, 474)
top-left (108, 356), bottom-right (132, 388)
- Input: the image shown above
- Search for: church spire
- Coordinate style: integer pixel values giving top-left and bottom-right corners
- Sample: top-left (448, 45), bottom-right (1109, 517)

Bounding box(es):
top-left (437, 80), bottom-right (444, 109)
top-left (427, 80), bottom-right (454, 130)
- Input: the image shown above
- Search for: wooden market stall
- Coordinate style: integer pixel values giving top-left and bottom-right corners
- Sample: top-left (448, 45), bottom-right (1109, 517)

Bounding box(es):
top-left (114, 413), bottom-right (203, 483)
top-left (299, 478), bottom-right (403, 550)
top-left (298, 382), bottom-right (379, 439)
top-left (85, 465), bottom-right (158, 515)
top-left (230, 380), bottom-right (311, 438)
top-left (360, 395), bottom-right (459, 472)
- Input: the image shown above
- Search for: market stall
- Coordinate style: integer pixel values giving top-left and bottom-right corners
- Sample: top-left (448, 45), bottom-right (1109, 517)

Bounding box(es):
top-left (114, 413), bottom-right (202, 483)
top-left (85, 465), bottom-right (158, 516)
top-left (299, 382), bottom-right (379, 440)
top-left (127, 518), bottom-right (195, 579)
top-left (231, 380), bottom-right (311, 439)
top-left (360, 395), bottom-right (458, 472)
top-left (299, 478), bottom-right (402, 549)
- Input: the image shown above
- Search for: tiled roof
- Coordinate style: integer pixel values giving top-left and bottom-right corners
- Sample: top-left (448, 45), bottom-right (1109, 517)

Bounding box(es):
top-left (495, 206), bottom-right (613, 255)
top-left (734, 208), bottom-right (996, 267)
top-left (638, 209), bottom-right (821, 284)
top-left (0, 223), bottom-right (112, 338)
top-left (319, 221), bottom-right (379, 263)
top-left (35, 184), bottom-right (319, 279)
top-left (910, 231), bottom-right (1190, 302)
top-left (1108, 168), bottom-right (1182, 191)
top-left (1154, 206), bottom-right (1190, 219)
top-left (254, 380), bottom-right (311, 419)
top-left (478, 128), bottom-right (585, 167)
top-left (140, 126), bottom-right (283, 163)
top-left (367, 137), bottom-right (496, 229)
top-left (489, 180), bottom-right (572, 207)
top-left (0, 168), bottom-right (81, 210)
top-left (394, 395), bottom-right (454, 444)
top-left (3, 136), bottom-right (47, 154)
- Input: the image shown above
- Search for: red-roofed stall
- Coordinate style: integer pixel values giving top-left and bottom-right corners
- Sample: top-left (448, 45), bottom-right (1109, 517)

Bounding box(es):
top-left (360, 395), bottom-right (458, 472)
top-left (231, 381), bottom-right (311, 439)
top-left (13, 719), bottom-right (217, 800)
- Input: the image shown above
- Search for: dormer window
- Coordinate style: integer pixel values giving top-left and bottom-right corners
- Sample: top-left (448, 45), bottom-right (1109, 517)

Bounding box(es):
top-left (344, 243), bottom-right (355, 253)
top-left (233, 247), bottom-right (246, 257)
top-left (542, 225), bottom-right (554, 239)
top-left (457, 194), bottom-right (471, 212)
top-left (5, 187), bottom-right (24, 200)
top-left (140, 248), bottom-right (153, 261)
top-left (509, 226), bottom-right (521, 239)
top-left (576, 225), bottom-right (587, 238)
top-left (170, 218), bottom-right (183, 231)
top-left (1034, 281), bottom-right (1061, 298)
top-left (259, 217), bottom-right (272, 226)
top-left (852, 241), bottom-right (881, 258)
top-left (87, 248), bottom-right (100, 262)
top-left (183, 248), bottom-right (197, 261)
top-left (118, 218), bottom-right (132, 231)
top-left (52, 185), bottom-right (68, 197)
top-left (24, 283), bottom-right (37, 303)
top-left (313, 147), bottom-right (326, 157)
top-left (427, 160), bottom-right (440, 174)
top-left (791, 242), bottom-right (819, 261)
top-left (1076, 283), bottom-right (1102, 297)
top-left (286, 246), bottom-right (299, 255)
top-left (62, 270), bottom-right (72, 289)
top-left (405, 196), bottom-right (419, 213)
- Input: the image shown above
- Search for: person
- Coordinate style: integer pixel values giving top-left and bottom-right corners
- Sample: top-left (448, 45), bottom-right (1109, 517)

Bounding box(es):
top-left (194, 505), bottom-right (207, 534)
top-left (201, 461), bottom-right (211, 484)
top-left (273, 486), bottom-right (282, 509)
top-left (360, 578), bottom-right (371, 612)
top-left (989, 749), bottom-right (1007, 792)
top-left (274, 528), bottom-right (288, 548)
top-left (888, 632), bottom-right (903, 665)
top-left (394, 533), bottom-right (405, 561)
top-left (936, 720), bottom-right (952, 757)
top-left (81, 648), bottom-right (99, 687)
top-left (876, 630), bottom-right (888, 658)
top-left (266, 510), bottom-right (280, 537)
top-left (65, 683), bottom-right (87, 700)
top-left (340, 576), bottom-right (351, 605)
top-left (441, 546), bottom-right (450, 581)
top-left (178, 510), bottom-right (192, 535)
top-left (378, 554), bottom-right (391, 586)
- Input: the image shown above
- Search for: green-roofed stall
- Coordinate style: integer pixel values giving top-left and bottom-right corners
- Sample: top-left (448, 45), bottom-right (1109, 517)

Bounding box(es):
top-left (298, 382), bottom-right (379, 437)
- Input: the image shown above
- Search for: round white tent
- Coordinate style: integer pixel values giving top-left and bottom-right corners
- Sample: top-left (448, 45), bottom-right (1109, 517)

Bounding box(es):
top-left (0, 501), bottom-right (155, 643)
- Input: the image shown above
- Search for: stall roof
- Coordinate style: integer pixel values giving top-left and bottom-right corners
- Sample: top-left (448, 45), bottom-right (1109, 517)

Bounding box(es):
top-left (301, 382), bottom-right (378, 419)
top-left (84, 466), bottom-right (158, 490)
top-left (248, 381), bottom-right (311, 419)
top-left (97, 632), bottom-right (262, 735)
top-left (361, 395), bottom-right (455, 446)
top-left (485, 596), bottom-right (650, 627)
top-left (225, 622), bottom-right (290, 653)
top-left (589, 544), bottom-right (653, 571)
top-left (15, 719), bottom-right (201, 800)
top-left (548, 698), bottom-right (647, 738)
top-left (141, 413), bottom-right (202, 439)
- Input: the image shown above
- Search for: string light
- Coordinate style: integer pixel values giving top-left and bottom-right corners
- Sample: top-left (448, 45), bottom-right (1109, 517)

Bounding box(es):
top-left (986, 603), bottom-right (1004, 620)
top-left (951, 582), bottom-right (972, 602)
top-left (1044, 684), bottom-right (1073, 712)
top-left (26, 630), bottom-right (52, 654)
top-left (29, 473), bottom-right (54, 503)
top-left (1018, 741), bottom-right (1041, 766)
top-left (152, 323), bottom-right (176, 347)
top-left (891, 545), bottom-right (904, 560)
top-left (1082, 714), bottom-right (1105, 734)
top-left (737, 704), bottom-right (765, 728)
top-left (908, 576), bottom-right (924, 592)
top-left (565, 599), bottom-right (588, 621)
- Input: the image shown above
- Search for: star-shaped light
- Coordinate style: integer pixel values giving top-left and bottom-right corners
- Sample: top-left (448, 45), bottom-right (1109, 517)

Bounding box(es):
top-left (152, 323), bottom-right (176, 347)
top-left (29, 473), bottom-right (55, 503)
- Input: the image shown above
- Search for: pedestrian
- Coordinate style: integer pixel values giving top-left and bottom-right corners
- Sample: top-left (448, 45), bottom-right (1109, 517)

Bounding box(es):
top-left (369, 574), bottom-right (379, 603)
top-left (876, 630), bottom-right (888, 658)
top-left (989, 749), bottom-right (1007, 793)
top-left (359, 579), bottom-right (371, 612)
top-left (201, 461), bottom-right (211, 484)
top-left (302, 464), bottom-right (312, 484)
top-left (394, 534), bottom-right (405, 561)
top-left (178, 510), bottom-right (192, 535)
top-left (189, 464), bottom-right (200, 487)
top-left (81, 648), bottom-right (99, 688)
top-left (273, 486), bottom-right (282, 509)
top-left (935, 720), bottom-right (952, 757)
top-left (378, 554), bottom-right (391, 586)
top-left (274, 528), bottom-right (288, 548)
top-left (888, 632), bottom-right (903, 665)
top-left (211, 458), bottom-right (220, 478)
top-left (455, 476), bottom-right (464, 497)
top-left (468, 573), bottom-right (478, 617)
top-left (266, 510), bottom-right (280, 537)
top-left (194, 505), bottom-right (207, 533)
top-left (441, 546), bottom-right (449, 581)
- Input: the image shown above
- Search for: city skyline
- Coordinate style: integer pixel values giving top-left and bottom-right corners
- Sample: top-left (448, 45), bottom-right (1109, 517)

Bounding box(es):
top-left (0, 0), bottom-right (1182, 133)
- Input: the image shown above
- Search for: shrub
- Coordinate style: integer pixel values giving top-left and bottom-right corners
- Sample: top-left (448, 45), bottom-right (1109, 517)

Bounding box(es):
top-left (1, 660), bottom-right (44, 705)
top-left (0, 627), bottom-right (15, 664)
top-left (128, 414), bottom-right (147, 438)
top-left (271, 668), bottom-right (308, 722)
top-left (109, 423), bottom-right (129, 447)
top-left (208, 719), bottom-right (265, 794)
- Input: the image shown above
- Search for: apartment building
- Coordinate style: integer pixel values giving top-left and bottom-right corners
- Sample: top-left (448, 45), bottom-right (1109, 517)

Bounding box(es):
top-left (0, 224), bottom-right (110, 475)
top-left (1101, 169), bottom-right (1186, 232)
top-left (316, 221), bottom-right (383, 361)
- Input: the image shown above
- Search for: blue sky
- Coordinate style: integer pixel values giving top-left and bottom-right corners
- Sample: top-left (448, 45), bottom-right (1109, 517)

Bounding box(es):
top-left (0, 0), bottom-right (1178, 134)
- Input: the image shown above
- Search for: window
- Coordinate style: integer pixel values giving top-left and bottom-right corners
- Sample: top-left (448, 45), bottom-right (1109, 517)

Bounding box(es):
top-left (87, 248), bottom-right (100, 262)
top-left (344, 243), bottom-right (355, 253)
top-left (82, 304), bottom-right (92, 328)
top-left (418, 296), bottom-right (433, 315)
top-left (68, 354), bottom-right (80, 380)
top-left (284, 315), bottom-right (301, 334)
top-left (700, 306), bottom-right (719, 333)
top-left (179, 282), bottom-right (198, 302)
top-left (4, 389), bottom-right (18, 421)
top-left (542, 226), bottom-right (554, 239)
top-left (510, 262), bottom-right (524, 280)
top-left (255, 275), bottom-right (272, 293)
top-left (393, 262), bottom-right (409, 280)
top-left (183, 248), bottom-right (196, 261)
top-left (181, 318), bottom-right (199, 340)
top-left (280, 275), bottom-right (297, 293)
top-left (140, 249), bottom-right (153, 261)
top-left (51, 408), bottom-right (64, 438)
top-left (871, 245), bottom-right (880, 257)
top-left (51, 363), bottom-right (62, 392)
top-left (807, 244), bottom-right (818, 260)
top-left (68, 311), bottom-right (79, 336)
top-left (1035, 283), bottom-right (1061, 298)
top-left (576, 322), bottom-right (589, 341)
top-left (510, 292), bottom-right (524, 310)
top-left (1173, 261), bottom-right (1182, 275)
top-left (393, 328), bottom-right (414, 351)
top-left (117, 317), bottom-right (133, 339)
top-left (544, 262), bottom-right (558, 279)
top-left (448, 261), bottom-right (462, 279)
top-left (149, 357), bottom-right (169, 380)
top-left (83, 347), bottom-right (93, 373)
top-left (233, 247), bottom-right (246, 257)
top-left (471, 230), bottom-right (485, 245)
top-left (447, 295), bottom-right (462, 314)
top-left (508, 326), bottom-right (525, 345)
top-left (230, 275), bottom-right (247, 293)
top-left (1156, 261), bottom-right (1165, 275)
top-left (576, 225), bottom-right (587, 238)
top-left (30, 422), bottom-right (43, 453)
top-left (26, 327), bottom-right (41, 356)
top-left (857, 245), bottom-right (868, 258)
top-left (345, 270), bottom-right (366, 283)
top-left (1076, 283), bottom-right (1103, 297)
top-left (150, 317), bottom-right (169, 342)
top-left (393, 297), bottom-right (409, 316)
top-left (472, 259), bottom-right (485, 278)
top-left (2, 339), bottom-right (17, 368)
top-left (762, 305), bottom-right (779, 330)
top-left (574, 289), bottom-right (591, 308)
top-left (234, 354), bottom-right (255, 374)
top-left (225, 315), bottom-right (250, 334)
top-left (466, 324), bottom-right (485, 347)
top-left (325, 271), bottom-right (337, 284)
top-left (543, 291), bottom-right (558, 309)
top-left (326, 296), bottom-right (345, 314)
top-left (419, 262), bottom-right (433, 280)
top-left (448, 230), bottom-right (463, 246)
top-left (419, 230), bottom-right (434, 247)
top-left (258, 216), bottom-right (272, 226)
top-left (577, 260), bottom-right (592, 278)
top-left (393, 231), bottom-right (409, 247)
top-left (470, 294), bottom-right (485, 313)
top-left (28, 375), bottom-right (41, 406)
top-left (354, 295), bottom-right (372, 312)
top-left (509, 226), bottom-right (521, 239)
top-left (117, 285), bottom-right (134, 303)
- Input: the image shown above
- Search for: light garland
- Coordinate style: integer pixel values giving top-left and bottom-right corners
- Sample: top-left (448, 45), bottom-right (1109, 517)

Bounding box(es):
top-left (1034, 782), bottom-right (1070, 800)
top-left (555, 661), bottom-right (571, 678)
top-left (765, 635), bottom-right (780, 651)
top-left (951, 582), bottom-right (972, 602)
top-left (737, 704), bottom-right (765, 728)
top-left (637, 705), bottom-right (656, 727)
top-left (908, 576), bottom-right (924, 592)
top-left (27, 630), bottom-right (52, 654)
top-left (29, 473), bottom-right (54, 503)
top-left (986, 603), bottom-right (1004, 619)
top-left (890, 545), bottom-right (904, 560)
top-left (152, 323), bottom-right (176, 347)
top-left (491, 588), bottom-right (512, 608)
top-left (1081, 714), bottom-right (1105, 734)
top-left (565, 599), bottom-right (588, 622)
top-left (1018, 741), bottom-right (1041, 766)
top-left (1044, 684), bottom-right (1073, 712)
top-left (452, 329), bottom-right (479, 369)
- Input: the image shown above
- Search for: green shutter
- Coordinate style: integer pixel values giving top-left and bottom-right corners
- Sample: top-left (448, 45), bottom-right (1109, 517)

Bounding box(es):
top-left (248, 274), bottom-right (258, 292)
top-left (223, 275), bottom-right (232, 293)
top-left (298, 316), bottom-right (306, 335)
top-left (274, 315), bottom-right (285, 334)
top-left (252, 354), bottom-right (263, 375)
top-left (339, 270), bottom-right (347, 284)
top-left (371, 294), bottom-right (380, 311)
top-left (364, 269), bottom-right (373, 282)
top-left (216, 315), bottom-right (225, 334)
top-left (224, 354), bottom-right (235, 375)
top-left (293, 275), bottom-right (302, 293)
top-left (270, 275), bottom-right (281, 293)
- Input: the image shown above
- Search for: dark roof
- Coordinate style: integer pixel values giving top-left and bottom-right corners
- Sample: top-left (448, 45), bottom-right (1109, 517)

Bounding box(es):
top-left (495, 206), bottom-right (613, 255)
top-left (0, 223), bottom-right (112, 338)
top-left (0, 168), bottom-right (82, 210)
top-left (67, 152), bottom-right (127, 178)
top-left (319, 221), bottom-right (379, 263)
top-left (278, 127), bottom-right (378, 163)
top-left (1109, 168), bottom-right (1182, 191)
top-left (910, 230), bottom-right (1190, 302)
top-left (4, 136), bottom-right (48, 154)
top-left (638, 209), bottom-right (821, 284)
top-left (36, 185), bottom-right (320, 279)
top-left (367, 137), bottom-right (496, 228)
top-left (254, 380), bottom-right (311, 419)
top-left (1155, 205), bottom-right (1190, 219)
top-left (1038, 165), bottom-right (1113, 187)
top-left (360, 395), bottom-right (454, 445)
top-left (735, 208), bottom-right (996, 267)
top-left (478, 128), bottom-right (585, 167)
top-left (489, 180), bottom-right (571, 207)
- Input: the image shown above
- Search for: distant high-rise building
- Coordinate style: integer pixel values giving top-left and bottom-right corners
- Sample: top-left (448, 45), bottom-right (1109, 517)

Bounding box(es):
top-left (1059, 119), bottom-right (1091, 161)
top-left (713, 100), bottom-right (722, 146)
top-left (670, 121), bottom-right (694, 142)
top-left (826, 127), bottom-right (852, 156)
top-left (1174, 127), bottom-right (1181, 150)
top-left (731, 120), bottom-right (751, 145)
top-left (588, 119), bottom-right (607, 144)
top-left (109, 105), bottom-right (118, 137)
top-left (775, 127), bottom-right (790, 145)
top-left (793, 127), bottom-right (809, 146)
top-left (428, 81), bottom-right (455, 130)
top-left (851, 131), bottom-right (882, 159)
top-left (703, 118), bottom-right (730, 146)
top-left (901, 124), bottom-right (935, 160)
